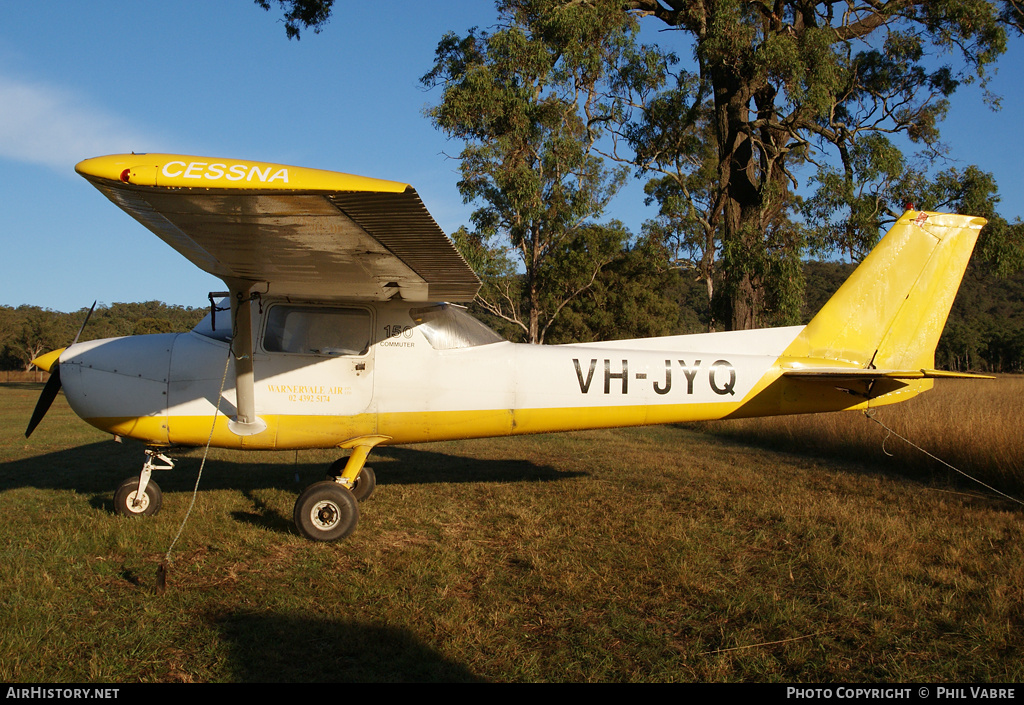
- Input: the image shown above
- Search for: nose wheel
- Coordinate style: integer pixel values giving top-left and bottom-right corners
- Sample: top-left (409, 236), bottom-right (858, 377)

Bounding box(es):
top-left (113, 449), bottom-right (173, 517)
top-left (113, 476), bottom-right (163, 516)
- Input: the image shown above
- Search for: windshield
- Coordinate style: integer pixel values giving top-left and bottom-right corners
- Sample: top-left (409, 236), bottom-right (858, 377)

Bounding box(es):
top-left (409, 304), bottom-right (504, 350)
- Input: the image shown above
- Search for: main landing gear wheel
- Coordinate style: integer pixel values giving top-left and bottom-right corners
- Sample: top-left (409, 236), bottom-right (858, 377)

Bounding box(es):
top-left (113, 476), bottom-right (163, 517)
top-left (327, 460), bottom-right (377, 502)
top-left (293, 481), bottom-right (359, 542)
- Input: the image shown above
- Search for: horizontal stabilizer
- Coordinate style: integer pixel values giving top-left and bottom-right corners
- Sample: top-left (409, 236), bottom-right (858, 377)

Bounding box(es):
top-left (782, 368), bottom-right (995, 381)
top-left (778, 366), bottom-right (993, 401)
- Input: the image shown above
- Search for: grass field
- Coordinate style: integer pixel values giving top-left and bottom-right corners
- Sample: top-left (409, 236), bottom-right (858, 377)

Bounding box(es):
top-left (712, 377), bottom-right (1024, 497)
top-left (0, 381), bottom-right (1021, 682)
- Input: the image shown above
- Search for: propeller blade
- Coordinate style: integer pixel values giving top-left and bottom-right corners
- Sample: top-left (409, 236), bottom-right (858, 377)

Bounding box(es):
top-left (25, 363), bottom-right (62, 438)
top-left (25, 300), bottom-right (94, 438)
top-left (71, 301), bottom-right (97, 346)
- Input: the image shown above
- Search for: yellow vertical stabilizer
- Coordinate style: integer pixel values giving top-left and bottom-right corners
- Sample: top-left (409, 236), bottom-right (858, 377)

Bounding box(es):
top-left (784, 211), bottom-right (986, 371)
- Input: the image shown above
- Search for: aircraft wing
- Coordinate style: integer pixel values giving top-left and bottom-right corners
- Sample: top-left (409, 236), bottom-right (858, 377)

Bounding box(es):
top-left (76, 154), bottom-right (480, 302)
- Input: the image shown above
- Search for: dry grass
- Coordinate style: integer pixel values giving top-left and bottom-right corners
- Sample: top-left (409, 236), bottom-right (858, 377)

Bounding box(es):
top-left (709, 377), bottom-right (1024, 497)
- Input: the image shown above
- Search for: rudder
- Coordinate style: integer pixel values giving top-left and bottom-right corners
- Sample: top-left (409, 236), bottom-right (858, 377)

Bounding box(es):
top-left (784, 211), bottom-right (986, 370)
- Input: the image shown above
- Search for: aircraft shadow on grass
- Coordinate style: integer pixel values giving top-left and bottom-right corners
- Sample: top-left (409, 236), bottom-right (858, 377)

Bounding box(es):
top-left (210, 611), bottom-right (485, 683)
top-left (0, 439), bottom-right (582, 534)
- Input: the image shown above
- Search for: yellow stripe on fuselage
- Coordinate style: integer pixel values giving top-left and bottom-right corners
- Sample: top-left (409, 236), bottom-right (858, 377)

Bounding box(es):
top-left (83, 373), bottom-right (925, 450)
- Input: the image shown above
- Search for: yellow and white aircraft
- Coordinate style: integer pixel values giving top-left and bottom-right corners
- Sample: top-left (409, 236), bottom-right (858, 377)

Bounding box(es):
top-left (26, 153), bottom-right (988, 541)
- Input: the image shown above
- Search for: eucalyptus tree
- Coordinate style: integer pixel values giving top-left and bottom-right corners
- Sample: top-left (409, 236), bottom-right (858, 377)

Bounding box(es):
top-left (253, 0), bottom-right (334, 39)
top-left (421, 1), bottom-right (636, 343)
top-left (616, 0), bottom-right (1023, 329)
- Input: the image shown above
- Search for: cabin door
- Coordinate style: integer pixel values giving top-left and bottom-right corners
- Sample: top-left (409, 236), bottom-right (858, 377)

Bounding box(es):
top-left (255, 303), bottom-right (375, 419)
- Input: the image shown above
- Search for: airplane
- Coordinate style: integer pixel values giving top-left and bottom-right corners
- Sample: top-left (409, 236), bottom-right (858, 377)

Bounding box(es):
top-left (25, 153), bottom-right (990, 542)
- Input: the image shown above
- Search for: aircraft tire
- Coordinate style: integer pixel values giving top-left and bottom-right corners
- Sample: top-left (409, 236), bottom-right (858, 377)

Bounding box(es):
top-left (326, 461), bottom-right (377, 502)
top-left (294, 481), bottom-right (359, 542)
top-left (350, 466), bottom-right (376, 502)
top-left (113, 476), bottom-right (163, 517)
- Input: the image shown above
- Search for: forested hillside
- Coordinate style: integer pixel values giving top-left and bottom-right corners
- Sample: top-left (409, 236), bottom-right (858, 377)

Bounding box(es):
top-left (502, 258), bottom-right (1024, 373)
top-left (0, 302), bottom-right (206, 371)
top-left (936, 263), bottom-right (1024, 372)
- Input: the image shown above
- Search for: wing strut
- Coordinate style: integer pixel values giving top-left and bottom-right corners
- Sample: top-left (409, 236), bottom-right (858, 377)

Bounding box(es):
top-left (227, 285), bottom-right (267, 436)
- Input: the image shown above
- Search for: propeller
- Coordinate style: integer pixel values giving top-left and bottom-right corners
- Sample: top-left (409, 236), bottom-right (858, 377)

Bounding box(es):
top-left (25, 301), bottom-right (96, 438)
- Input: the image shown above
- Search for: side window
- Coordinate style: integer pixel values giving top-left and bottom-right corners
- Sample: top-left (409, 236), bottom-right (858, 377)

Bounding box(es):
top-left (263, 306), bottom-right (371, 356)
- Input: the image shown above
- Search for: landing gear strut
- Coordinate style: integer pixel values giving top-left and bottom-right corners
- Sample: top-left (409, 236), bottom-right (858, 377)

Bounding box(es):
top-left (292, 435), bottom-right (388, 541)
top-left (113, 449), bottom-right (173, 517)
top-left (328, 459), bottom-right (376, 502)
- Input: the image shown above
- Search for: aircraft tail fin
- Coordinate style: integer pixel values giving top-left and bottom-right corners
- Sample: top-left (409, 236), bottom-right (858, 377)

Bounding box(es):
top-left (784, 211), bottom-right (986, 371)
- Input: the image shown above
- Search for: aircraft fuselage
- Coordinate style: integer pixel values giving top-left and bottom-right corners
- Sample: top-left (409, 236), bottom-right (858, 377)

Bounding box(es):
top-left (54, 298), bottom-right (913, 451)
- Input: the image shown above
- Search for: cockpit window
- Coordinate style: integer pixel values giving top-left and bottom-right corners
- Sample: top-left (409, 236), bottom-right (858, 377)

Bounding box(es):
top-left (263, 305), bottom-right (371, 356)
top-left (409, 303), bottom-right (504, 350)
top-left (192, 298), bottom-right (233, 342)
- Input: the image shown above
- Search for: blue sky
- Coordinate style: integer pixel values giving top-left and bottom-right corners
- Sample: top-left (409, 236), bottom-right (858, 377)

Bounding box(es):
top-left (2, 2), bottom-right (1022, 312)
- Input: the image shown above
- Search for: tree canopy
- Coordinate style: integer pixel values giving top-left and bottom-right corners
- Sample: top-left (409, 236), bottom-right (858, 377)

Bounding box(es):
top-left (612, 0), bottom-right (1024, 328)
top-left (254, 0), bottom-right (334, 40)
top-left (420, 2), bottom-right (637, 343)
top-left (257, 0), bottom-right (1024, 337)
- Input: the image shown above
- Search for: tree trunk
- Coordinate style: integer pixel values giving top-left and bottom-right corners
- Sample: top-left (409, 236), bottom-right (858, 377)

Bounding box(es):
top-left (711, 66), bottom-right (763, 331)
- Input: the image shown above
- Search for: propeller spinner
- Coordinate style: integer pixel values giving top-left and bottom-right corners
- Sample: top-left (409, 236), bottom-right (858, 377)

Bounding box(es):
top-left (25, 302), bottom-right (96, 438)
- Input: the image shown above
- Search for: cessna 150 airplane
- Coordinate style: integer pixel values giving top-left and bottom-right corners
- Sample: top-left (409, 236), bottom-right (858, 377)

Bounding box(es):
top-left (25, 153), bottom-right (988, 542)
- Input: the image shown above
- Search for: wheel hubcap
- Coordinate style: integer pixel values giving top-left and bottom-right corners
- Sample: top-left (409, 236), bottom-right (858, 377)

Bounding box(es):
top-left (311, 500), bottom-right (340, 530)
top-left (126, 490), bottom-right (149, 513)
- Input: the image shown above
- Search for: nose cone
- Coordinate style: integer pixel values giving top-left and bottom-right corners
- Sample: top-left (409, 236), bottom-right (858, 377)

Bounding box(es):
top-left (31, 348), bottom-right (65, 373)
top-left (60, 334), bottom-right (177, 443)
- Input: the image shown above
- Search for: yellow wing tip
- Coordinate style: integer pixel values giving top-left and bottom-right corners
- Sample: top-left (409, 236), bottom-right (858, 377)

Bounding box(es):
top-left (75, 154), bottom-right (409, 193)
